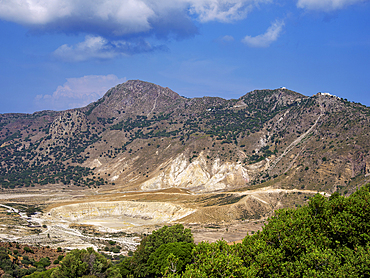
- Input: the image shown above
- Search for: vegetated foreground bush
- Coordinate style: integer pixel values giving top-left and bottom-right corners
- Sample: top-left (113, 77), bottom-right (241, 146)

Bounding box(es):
top-left (181, 184), bottom-right (370, 278)
top-left (10, 184), bottom-right (370, 277)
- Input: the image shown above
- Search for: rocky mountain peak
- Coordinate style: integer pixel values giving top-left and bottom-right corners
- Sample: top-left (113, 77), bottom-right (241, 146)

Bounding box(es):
top-left (82, 80), bottom-right (185, 120)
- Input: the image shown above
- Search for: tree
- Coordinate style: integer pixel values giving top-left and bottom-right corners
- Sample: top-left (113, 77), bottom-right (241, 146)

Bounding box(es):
top-left (51, 247), bottom-right (113, 278)
top-left (147, 242), bottom-right (194, 276)
top-left (122, 224), bottom-right (193, 277)
top-left (182, 240), bottom-right (248, 278)
top-left (181, 184), bottom-right (370, 278)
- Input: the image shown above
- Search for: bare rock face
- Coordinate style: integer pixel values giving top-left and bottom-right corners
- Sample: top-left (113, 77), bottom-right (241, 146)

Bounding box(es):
top-left (141, 153), bottom-right (249, 192)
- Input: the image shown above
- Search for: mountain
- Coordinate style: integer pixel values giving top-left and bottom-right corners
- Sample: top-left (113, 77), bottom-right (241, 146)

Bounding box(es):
top-left (1, 80), bottom-right (370, 196)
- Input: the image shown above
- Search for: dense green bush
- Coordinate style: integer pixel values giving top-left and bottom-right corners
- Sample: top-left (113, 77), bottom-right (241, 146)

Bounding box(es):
top-left (147, 242), bottom-right (194, 276)
top-left (181, 184), bottom-right (370, 278)
top-left (117, 224), bottom-right (193, 277)
top-left (50, 247), bottom-right (112, 278)
top-left (182, 240), bottom-right (248, 278)
top-left (23, 246), bottom-right (34, 253)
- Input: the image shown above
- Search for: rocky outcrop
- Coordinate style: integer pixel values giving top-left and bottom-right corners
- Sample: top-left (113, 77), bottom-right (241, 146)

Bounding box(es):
top-left (140, 153), bottom-right (249, 192)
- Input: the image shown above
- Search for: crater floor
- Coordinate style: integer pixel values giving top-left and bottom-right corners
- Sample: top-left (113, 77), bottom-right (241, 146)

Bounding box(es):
top-left (0, 184), bottom-right (325, 252)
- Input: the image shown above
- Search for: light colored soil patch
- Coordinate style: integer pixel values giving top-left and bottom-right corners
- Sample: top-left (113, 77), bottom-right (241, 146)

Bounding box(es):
top-left (78, 215), bottom-right (166, 230)
top-left (81, 219), bottom-right (137, 229)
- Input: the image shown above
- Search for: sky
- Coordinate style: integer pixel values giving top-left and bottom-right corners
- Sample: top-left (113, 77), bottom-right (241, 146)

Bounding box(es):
top-left (0, 0), bottom-right (369, 113)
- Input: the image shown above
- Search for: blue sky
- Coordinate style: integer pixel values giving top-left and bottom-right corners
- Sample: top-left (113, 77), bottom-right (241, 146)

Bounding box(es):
top-left (0, 0), bottom-right (369, 113)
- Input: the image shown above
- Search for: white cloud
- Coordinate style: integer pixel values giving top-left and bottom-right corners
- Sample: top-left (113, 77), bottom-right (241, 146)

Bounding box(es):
top-left (34, 75), bottom-right (126, 111)
top-left (0, 0), bottom-right (72, 25)
top-left (242, 20), bottom-right (285, 47)
top-left (0, 0), bottom-right (270, 37)
top-left (53, 35), bottom-right (159, 62)
top-left (54, 36), bottom-right (116, 62)
top-left (188, 0), bottom-right (271, 22)
top-left (297, 0), bottom-right (365, 11)
top-left (221, 35), bottom-right (235, 42)
top-left (0, 0), bottom-right (154, 35)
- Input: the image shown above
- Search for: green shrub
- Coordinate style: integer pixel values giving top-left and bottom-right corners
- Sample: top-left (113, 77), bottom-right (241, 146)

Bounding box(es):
top-left (148, 242), bottom-right (194, 276)
top-left (181, 184), bottom-right (370, 278)
top-left (24, 246), bottom-right (34, 253)
top-left (50, 247), bottom-right (112, 278)
top-left (120, 224), bottom-right (193, 277)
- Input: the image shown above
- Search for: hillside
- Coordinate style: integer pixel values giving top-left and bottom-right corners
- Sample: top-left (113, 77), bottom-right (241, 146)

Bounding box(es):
top-left (1, 80), bottom-right (369, 194)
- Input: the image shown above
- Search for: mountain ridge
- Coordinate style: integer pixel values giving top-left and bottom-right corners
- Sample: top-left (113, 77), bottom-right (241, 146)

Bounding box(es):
top-left (1, 80), bottom-right (369, 195)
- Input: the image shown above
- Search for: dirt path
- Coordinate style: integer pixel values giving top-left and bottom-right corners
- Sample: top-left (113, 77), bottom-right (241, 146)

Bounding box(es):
top-left (235, 187), bottom-right (329, 196)
top-left (0, 203), bottom-right (19, 212)
top-left (0, 193), bottom-right (52, 200)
